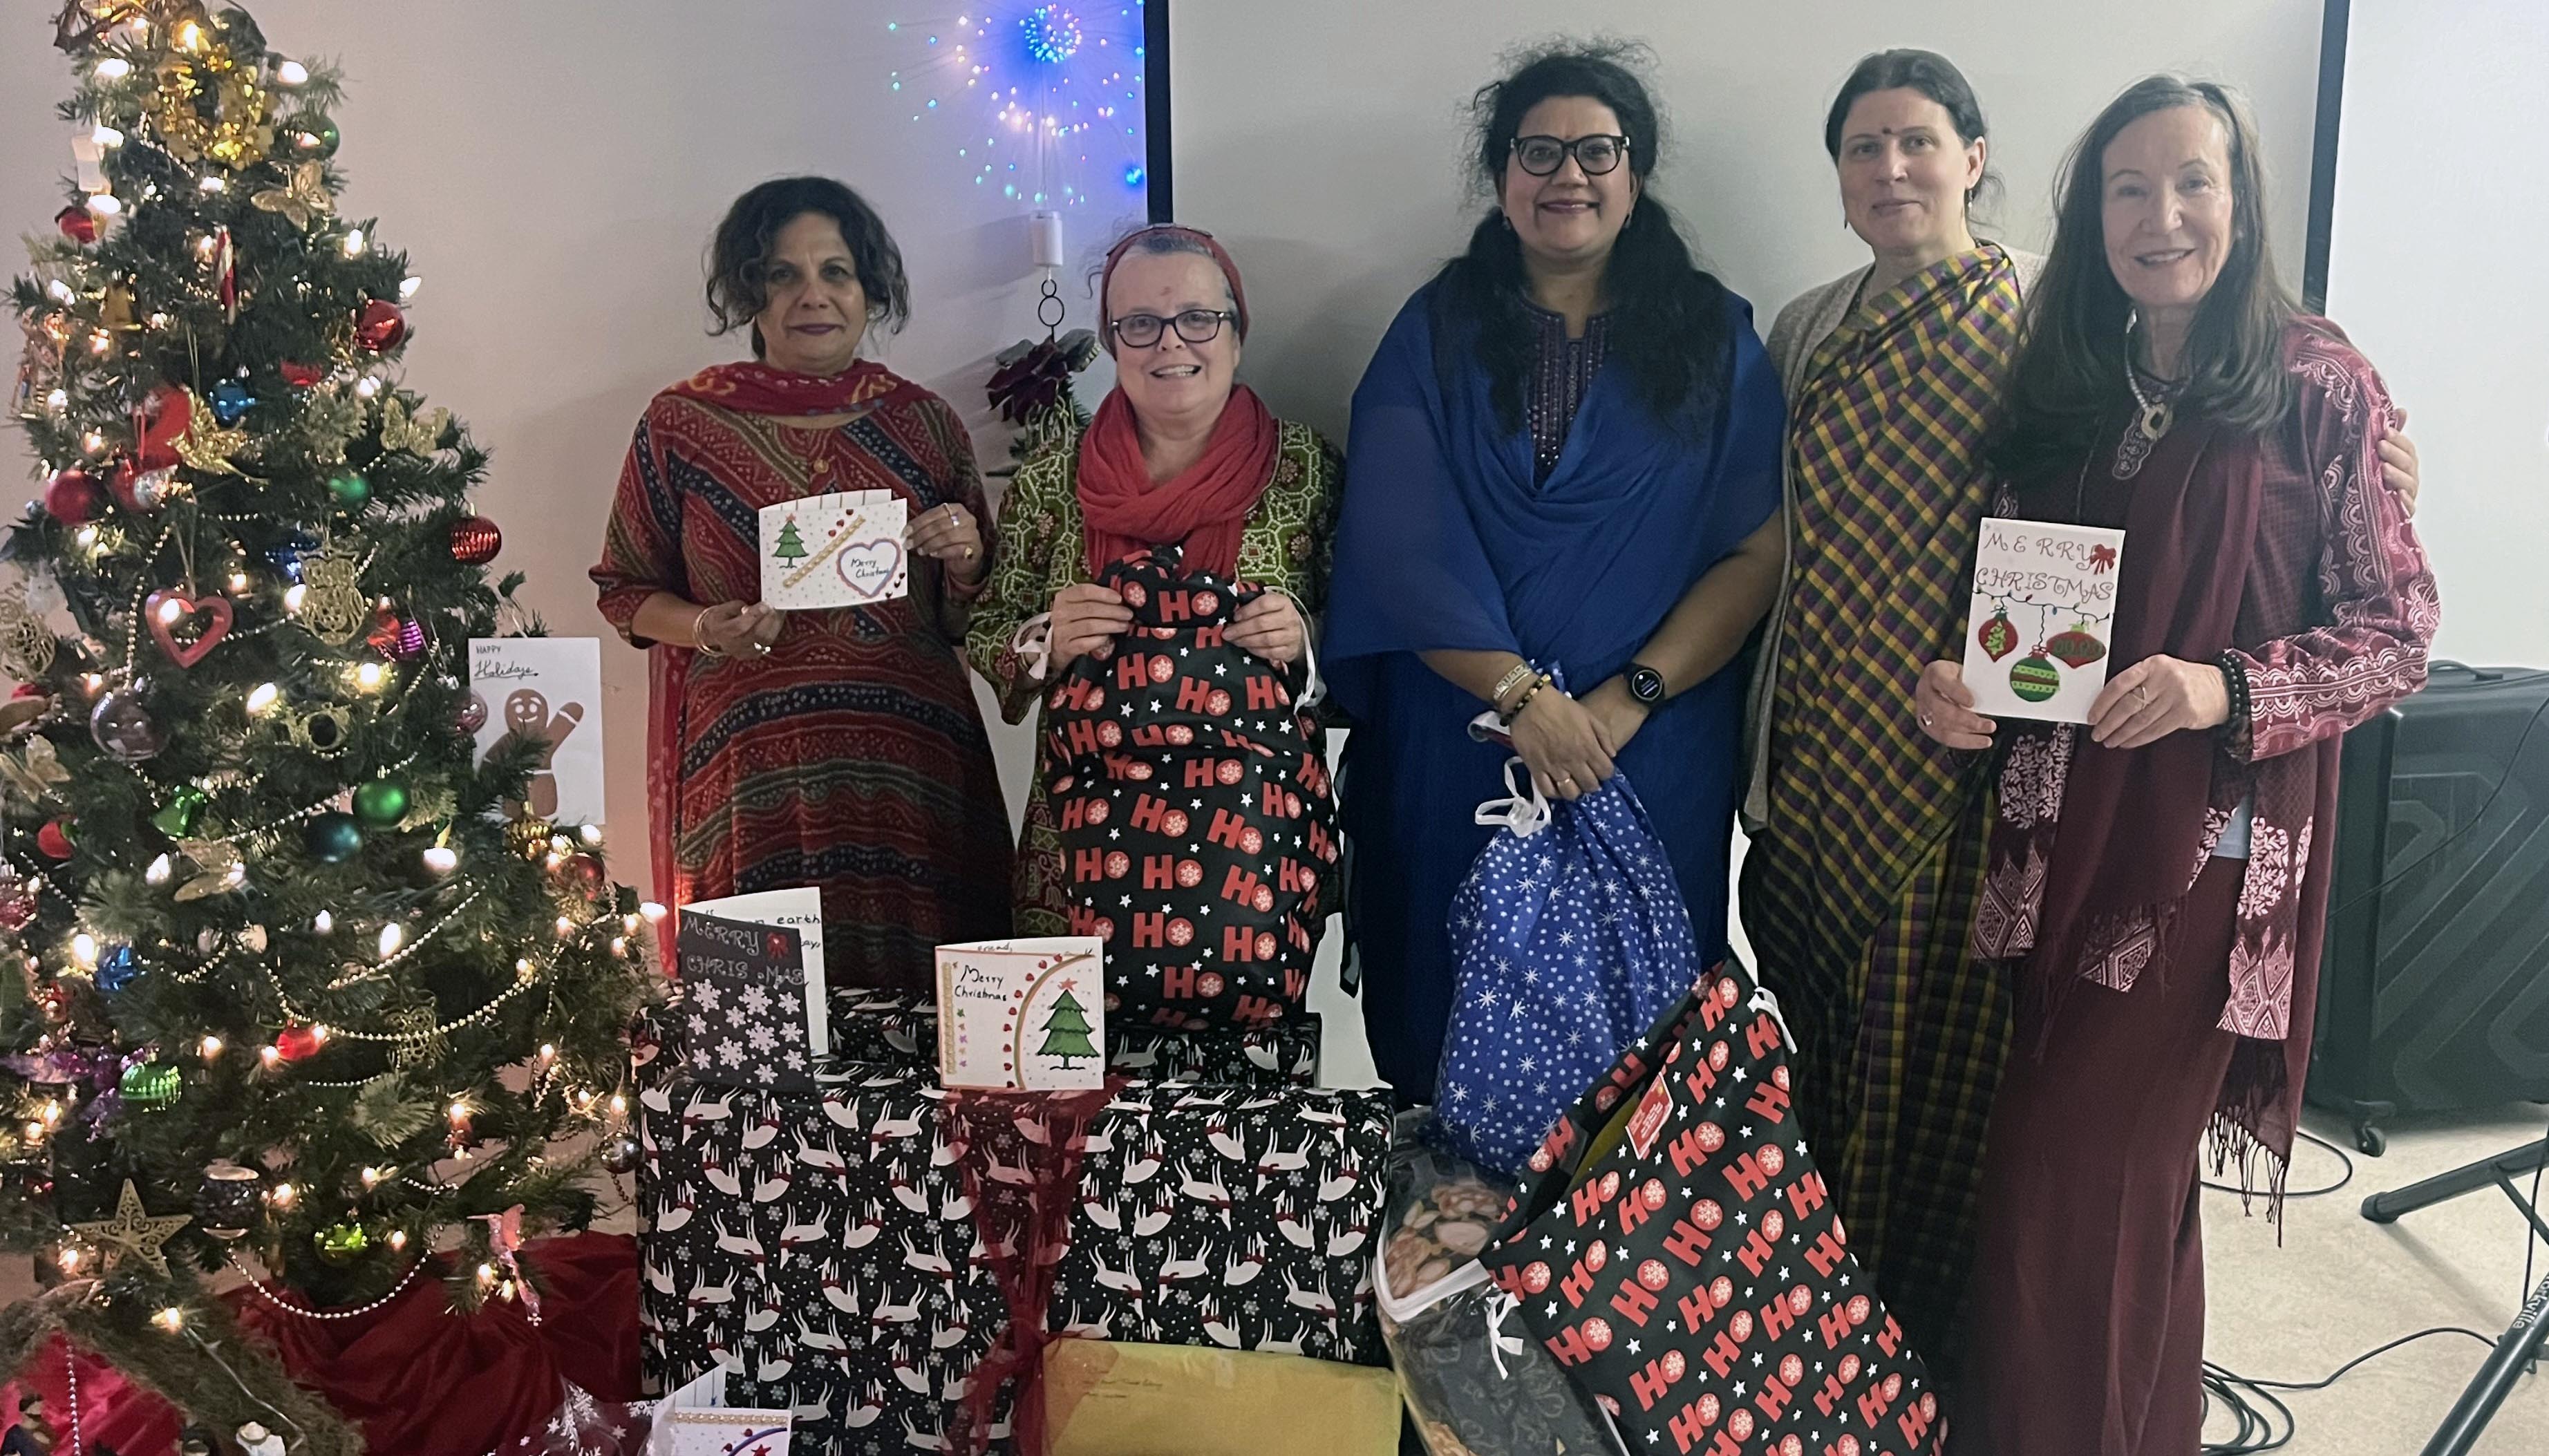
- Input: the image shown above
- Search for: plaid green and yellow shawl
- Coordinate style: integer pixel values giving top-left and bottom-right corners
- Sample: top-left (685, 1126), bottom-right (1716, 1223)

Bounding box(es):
top-left (1743, 242), bottom-right (2024, 1373)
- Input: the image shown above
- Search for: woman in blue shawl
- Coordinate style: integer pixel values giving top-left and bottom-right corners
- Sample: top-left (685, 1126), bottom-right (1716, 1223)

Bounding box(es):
top-left (1326, 43), bottom-right (1787, 1099)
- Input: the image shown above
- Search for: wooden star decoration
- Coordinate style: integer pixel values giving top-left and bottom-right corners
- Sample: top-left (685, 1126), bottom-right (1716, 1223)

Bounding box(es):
top-left (66, 1178), bottom-right (191, 1276)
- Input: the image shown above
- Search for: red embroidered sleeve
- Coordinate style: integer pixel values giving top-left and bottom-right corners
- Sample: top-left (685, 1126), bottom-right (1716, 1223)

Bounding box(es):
top-left (2226, 341), bottom-right (2439, 761)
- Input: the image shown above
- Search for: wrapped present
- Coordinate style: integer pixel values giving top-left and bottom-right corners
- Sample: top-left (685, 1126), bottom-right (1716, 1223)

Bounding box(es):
top-left (1050, 1083), bottom-right (1391, 1366)
top-left (1040, 1340), bottom-right (1401, 1456)
top-left (1377, 1115), bottom-right (1619, 1456)
top-left (827, 989), bottom-right (1321, 1087)
top-left (639, 1071), bottom-right (1385, 1455)
top-left (1477, 963), bottom-right (1948, 1455)
top-left (1043, 547), bottom-right (1339, 1030)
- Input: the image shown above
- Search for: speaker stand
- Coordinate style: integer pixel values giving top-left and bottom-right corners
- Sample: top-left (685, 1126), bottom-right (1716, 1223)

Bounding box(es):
top-left (2360, 1137), bottom-right (2549, 1456)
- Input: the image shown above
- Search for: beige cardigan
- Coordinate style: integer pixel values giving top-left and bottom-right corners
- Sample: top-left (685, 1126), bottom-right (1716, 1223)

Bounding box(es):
top-left (1740, 247), bottom-right (2044, 827)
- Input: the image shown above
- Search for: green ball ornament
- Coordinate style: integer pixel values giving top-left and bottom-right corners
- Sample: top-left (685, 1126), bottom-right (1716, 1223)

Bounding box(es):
top-left (286, 113), bottom-right (341, 160)
top-left (352, 779), bottom-right (409, 828)
top-left (118, 1060), bottom-right (180, 1109)
top-left (326, 469), bottom-right (371, 509)
top-left (314, 1220), bottom-right (368, 1265)
top-left (152, 786), bottom-right (209, 839)
top-left (303, 811), bottom-right (364, 863)
top-left (2009, 654), bottom-right (2063, 704)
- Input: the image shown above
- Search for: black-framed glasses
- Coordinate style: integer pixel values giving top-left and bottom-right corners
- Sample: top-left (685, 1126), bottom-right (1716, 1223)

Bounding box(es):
top-left (1109, 309), bottom-right (1236, 348)
top-left (1511, 133), bottom-right (1630, 177)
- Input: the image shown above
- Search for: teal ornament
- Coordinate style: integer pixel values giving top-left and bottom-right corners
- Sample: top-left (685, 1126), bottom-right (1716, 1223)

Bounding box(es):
top-left (209, 381), bottom-right (256, 426)
top-left (326, 469), bottom-right (370, 509)
top-left (95, 944), bottom-right (140, 994)
top-left (303, 811), bottom-right (363, 863)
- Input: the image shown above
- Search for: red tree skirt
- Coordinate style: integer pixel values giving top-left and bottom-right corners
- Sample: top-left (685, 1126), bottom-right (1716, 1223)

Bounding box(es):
top-left (6, 1233), bottom-right (646, 1456)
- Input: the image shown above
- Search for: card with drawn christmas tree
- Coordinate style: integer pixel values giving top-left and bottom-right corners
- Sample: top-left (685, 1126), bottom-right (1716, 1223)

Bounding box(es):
top-left (756, 491), bottom-right (907, 611)
top-left (1964, 517), bottom-right (2127, 724)
top-left (933, 937), bottom-right (1107, 1090)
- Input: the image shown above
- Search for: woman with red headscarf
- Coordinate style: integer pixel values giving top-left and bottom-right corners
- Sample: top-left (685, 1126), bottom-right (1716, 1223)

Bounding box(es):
top-left (966, 225), bottom-right (1343, 934)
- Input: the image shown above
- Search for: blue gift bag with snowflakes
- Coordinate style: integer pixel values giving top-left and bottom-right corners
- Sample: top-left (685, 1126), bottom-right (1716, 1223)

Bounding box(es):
top-left (1435, 755), bottom-right (1700, 1177)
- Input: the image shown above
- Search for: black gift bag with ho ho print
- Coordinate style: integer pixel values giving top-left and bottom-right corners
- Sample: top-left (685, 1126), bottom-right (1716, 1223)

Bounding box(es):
top-left (1476, 958), bottom-right (1948, 1456)
top-left (1041, 545), bottom-right (1339, 1032)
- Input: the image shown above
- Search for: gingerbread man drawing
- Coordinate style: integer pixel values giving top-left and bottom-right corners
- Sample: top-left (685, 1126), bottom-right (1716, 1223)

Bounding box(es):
top-left (485, 688), bottom-right (583, 820)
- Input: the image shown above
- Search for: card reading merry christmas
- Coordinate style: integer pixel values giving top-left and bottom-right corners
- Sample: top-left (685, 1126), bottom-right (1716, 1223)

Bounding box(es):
top-left (1964, 517), bottom-right (2127, 724)
top-left (933, 937), bottom-right (1107, 1091)
top-left (758, 492), bottom-right (907, 611)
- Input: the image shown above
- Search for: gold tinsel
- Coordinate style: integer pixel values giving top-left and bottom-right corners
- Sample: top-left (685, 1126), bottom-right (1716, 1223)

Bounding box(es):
top-left (148, 43), bottom-right (273, 169)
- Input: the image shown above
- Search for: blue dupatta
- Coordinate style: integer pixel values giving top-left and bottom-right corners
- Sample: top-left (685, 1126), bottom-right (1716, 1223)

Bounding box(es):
top-left (1324, 280), bottom-right (1783, 1096)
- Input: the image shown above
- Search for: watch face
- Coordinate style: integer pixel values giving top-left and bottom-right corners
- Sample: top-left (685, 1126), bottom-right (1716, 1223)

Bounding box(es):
top-left (1630, 667), bottom-right (1665, 703)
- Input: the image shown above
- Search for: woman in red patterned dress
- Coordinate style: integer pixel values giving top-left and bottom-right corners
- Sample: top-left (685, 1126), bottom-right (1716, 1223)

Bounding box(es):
top-left (593, 177), bottom-right (1011, 989)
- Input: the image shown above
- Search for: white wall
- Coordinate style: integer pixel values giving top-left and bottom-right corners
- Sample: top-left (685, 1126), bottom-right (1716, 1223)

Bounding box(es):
top-left (1169, 0), bottom-right (2326, 443)
top-left (0, 0), bottom-right (1146, 870)
top-left (2324, 0), bottom-right (2549, 666)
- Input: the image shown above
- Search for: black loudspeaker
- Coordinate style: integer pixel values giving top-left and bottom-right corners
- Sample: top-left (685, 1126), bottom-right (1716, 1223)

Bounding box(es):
top-left (2308, 663), bottom-right (2549, 1155)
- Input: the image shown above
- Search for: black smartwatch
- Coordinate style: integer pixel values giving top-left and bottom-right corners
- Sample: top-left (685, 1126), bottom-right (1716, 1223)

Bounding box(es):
top-left (1626, 663), bottom-right (1667, 707)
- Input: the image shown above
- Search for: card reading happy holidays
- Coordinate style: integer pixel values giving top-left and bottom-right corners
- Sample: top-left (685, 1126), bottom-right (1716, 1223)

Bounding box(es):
top-left (758, 493), bottom-right (907, 611)
top-left (933, 937), bottom-right (1107, 1091)
top-left (675, 909), bottom-right (817, 1092)
top-left (467, 637), bottom-right (605, 824)
top-left (1964, 518), bottom-right (2127, 724)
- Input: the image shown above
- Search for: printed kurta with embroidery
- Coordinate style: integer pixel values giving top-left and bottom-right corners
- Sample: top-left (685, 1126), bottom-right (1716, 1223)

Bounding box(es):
top-left (963, 421), bottom-right (1341, 934)
top-left (592, 386), bottom-right (1013, 990)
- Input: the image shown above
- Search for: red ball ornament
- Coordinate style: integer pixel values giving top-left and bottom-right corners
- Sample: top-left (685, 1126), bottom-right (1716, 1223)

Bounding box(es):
top-left (449, 516), bottom-right (502, 565)
top-left (274, 1023), bottom-right (327, 1061)
top-left (355, 299), bottom-right (408, 352)
top-left (279, 360), bottom-right (325, 388)
top-left (44, 469), bottom-right (105, 524)
top-left (55, 205), bottom-right (96, 245)
top-left (566, 853), bottom-right (607, 894)
top-left (36, 820), bottom-right (75, 860)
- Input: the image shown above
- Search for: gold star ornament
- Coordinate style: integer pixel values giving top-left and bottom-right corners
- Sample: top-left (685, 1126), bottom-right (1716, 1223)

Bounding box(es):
top-left (67, 1178), bottom-right (191, 1276)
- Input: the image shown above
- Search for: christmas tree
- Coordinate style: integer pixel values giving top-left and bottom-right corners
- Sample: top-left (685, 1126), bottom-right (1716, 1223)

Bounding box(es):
top-left (1035, 987), bottom-right (1095, 1067)
top-left (770, 516), bottom-right (808, 565)
top-left (0, 1), bottom-right (662, 1438)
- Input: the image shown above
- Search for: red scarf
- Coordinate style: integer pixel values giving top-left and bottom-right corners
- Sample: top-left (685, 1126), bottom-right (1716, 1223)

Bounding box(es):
top-left (1076, 384), bottom-right (1279, 579)
top-left (665, 359), bottom-right (918, 416)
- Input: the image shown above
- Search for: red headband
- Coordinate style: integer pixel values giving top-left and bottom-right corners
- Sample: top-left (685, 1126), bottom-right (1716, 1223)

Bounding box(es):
top-left (1096, 225), bottom-right (1249, 352)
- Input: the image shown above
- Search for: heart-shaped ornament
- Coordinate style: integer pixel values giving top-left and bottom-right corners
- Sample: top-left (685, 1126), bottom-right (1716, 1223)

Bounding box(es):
top-left (144, 589), bottom-right (234, 668)
top-left (835, 539), bottom-right (905, 602)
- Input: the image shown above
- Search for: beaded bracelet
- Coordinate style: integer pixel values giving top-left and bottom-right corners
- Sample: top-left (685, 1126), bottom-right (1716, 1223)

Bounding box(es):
top-left (2214, 650), bottom-right (2252, 746)
top-left (1500, 672), bottom-right (1555, 727)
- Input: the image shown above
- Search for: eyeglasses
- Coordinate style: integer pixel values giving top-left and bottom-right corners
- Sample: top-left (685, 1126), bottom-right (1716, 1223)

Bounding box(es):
top-left (1108, 309), bottom-right (1236, 348)
top-left (1511, 133), bottom-right (1630, 177)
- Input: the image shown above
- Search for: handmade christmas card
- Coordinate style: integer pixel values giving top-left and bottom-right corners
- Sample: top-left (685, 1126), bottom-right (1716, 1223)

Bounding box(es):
top-left (675, 909), bottom-right (818, 1092)
top-left (934, 936), bottom-right (1107, 1090)
top-left (758, 492), bottom-right (907, 611)
top-left (684, 887), bottom-right (827, 1057)
top-left (467, 637), bottom-right (605, 824)
top-left (1964, 517), bottom-right (2126, 725)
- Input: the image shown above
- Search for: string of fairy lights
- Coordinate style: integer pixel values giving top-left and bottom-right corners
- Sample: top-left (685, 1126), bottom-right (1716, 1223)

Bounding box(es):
top-left (881, 3), bottom-right (1150, 208)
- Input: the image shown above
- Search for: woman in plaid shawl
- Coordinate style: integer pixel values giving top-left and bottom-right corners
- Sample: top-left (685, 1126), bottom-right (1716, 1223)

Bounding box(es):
top-left (1742, 54), bottom-right (2423, 1386)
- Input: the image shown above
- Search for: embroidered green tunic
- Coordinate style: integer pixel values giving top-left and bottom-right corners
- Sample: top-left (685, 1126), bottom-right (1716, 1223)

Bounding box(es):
top-left (964, 420), bottom-right (1342, 933)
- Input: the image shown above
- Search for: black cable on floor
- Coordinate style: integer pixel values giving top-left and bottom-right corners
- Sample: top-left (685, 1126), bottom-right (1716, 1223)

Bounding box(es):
top-left (2201, 1327), bottom-right (2499, 1455)
top-left (2200, 1127), bottom-right (2355, 1200)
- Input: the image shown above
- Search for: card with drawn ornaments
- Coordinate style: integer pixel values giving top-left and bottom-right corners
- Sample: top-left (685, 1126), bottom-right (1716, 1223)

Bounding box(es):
top-left (758, 492), bottom-right (907, 611)
top-left (1963, 517), bottom-right (2127, 724)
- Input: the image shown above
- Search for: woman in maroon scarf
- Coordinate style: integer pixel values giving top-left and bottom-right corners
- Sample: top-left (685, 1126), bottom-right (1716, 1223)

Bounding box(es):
top-left (966, 225), bottom-right (1342, 933)
top-left (593, 177), bottom-right (1013, 989)
top-left (1913, 78), bottom-right (2438, 1453)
